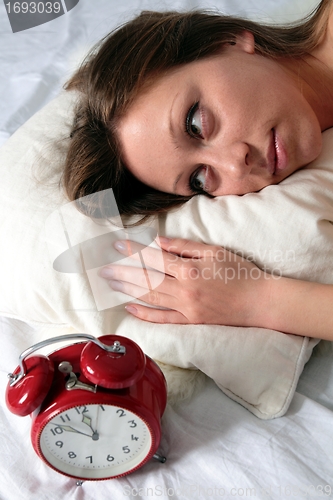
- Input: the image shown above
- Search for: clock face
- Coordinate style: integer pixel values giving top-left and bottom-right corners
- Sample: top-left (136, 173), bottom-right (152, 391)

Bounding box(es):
top-left (39, 404), bottom-right (152, 479)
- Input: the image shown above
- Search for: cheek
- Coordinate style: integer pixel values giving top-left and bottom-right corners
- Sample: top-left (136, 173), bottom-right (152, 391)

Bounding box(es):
top-left (301, 126), bottom-right (322, 165)
top-left (216, 177), bottom-right (269, 196)
top-left (291, 108), bottom-right (322, 169)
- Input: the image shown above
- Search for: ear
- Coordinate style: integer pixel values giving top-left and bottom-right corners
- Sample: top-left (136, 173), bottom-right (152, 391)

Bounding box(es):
top-left (232, 30), bottom-right (255, 54)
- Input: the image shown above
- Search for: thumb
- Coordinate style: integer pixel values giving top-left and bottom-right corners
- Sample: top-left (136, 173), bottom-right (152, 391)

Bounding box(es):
top-left (157, 236), bottom-right (223, 259)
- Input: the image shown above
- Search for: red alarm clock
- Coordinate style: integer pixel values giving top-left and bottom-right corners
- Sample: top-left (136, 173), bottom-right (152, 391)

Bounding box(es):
top-left (6, 334), bottom-right (167, 481)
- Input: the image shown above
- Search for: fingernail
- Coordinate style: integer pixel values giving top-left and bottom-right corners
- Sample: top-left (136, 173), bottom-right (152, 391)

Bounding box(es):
top-left (158, 236), bottom-right (172, 244)
top-left (109, 280), bottom-right (123, 291)
top-left (125, 305), bottom-right (138, 315)
top-left (114, 240), bottom-right (127, 252)
top-left (99, 267), bottom-right (114, 279)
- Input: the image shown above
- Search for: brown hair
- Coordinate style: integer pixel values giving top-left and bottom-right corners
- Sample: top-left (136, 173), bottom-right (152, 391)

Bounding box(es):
top-left (63, 1), bottom-right (330, 223)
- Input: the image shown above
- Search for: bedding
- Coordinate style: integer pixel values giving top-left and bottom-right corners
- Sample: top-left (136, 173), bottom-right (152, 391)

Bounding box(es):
top-left (1, 84), bottom-right (333, 419)
top-left (1, 0), bottom-right (332, 498)
top-left (1, 317), bottom-right (333, 500)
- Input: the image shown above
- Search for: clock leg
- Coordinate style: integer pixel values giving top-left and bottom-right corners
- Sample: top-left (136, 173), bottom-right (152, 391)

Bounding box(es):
top-left (153, 453), bottom-right (167, 463)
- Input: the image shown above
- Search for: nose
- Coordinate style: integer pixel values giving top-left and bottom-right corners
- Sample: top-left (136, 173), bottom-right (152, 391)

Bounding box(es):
top-left (206, 141), bottom-right (251, 179)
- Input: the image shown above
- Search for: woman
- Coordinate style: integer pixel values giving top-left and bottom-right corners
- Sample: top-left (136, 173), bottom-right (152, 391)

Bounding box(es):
top-left (64, 1), bottom-right (333, 340)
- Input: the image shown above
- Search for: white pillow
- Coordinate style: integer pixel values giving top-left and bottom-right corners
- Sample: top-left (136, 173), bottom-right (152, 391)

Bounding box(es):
top-left (1, 90), bottom-right (332, 419)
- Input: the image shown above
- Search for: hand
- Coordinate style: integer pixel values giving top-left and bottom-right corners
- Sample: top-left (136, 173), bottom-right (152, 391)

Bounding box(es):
top-left (82, 414), bottom-right (99, 441)
top-left (52, 414), bottom-right (99, 440)
top-left (99, 237), bottom-right (270, 326)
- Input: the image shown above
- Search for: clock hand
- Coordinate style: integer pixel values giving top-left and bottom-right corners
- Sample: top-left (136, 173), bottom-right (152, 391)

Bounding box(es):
top-left (51, 423), bottom-right (92, 438)
top-left (82, 414), bottom-right (99, 441)
top-left (94, 405), bottom-right (102, 440)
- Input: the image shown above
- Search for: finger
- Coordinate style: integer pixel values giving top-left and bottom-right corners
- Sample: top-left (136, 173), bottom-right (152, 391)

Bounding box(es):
top-left (125, 304), bottom-right (189, 324)
top-left (158, 236), bottom-right (225, 261)
top-left (114, 240), bottom-right (179, 277)
top-left (99, 264), bottom-right (171, 291)
top-left (108, 280), bottom-right (180, 309)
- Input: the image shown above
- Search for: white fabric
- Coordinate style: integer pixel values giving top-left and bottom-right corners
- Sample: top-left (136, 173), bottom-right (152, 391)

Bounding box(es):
top-left (1, 317), bottom-right (333, 500)
top-left (1, 0), bottom-right (333, 497)
top-left (1, 86), bottom-right (332, 419)
top-left (0, 0), bottom-right (331, 423)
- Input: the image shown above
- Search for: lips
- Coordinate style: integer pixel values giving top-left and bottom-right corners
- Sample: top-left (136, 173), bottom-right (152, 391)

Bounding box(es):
top-left (202, 165), bottom-right (214, 193)
top-left (267, 128), bottom-right (288, 176)
top-left (266, 129), bottom-right (276, 175)
top-left (273, 128), bottom-right (288, 172)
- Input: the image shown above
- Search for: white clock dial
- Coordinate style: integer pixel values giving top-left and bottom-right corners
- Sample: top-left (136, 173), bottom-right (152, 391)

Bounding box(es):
top-left (39, 404), bottom-right (152, 479)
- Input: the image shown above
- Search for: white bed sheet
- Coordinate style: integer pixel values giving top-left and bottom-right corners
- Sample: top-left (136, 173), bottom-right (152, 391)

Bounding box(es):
top-left (1, 0), bottom-right (333, 499)
top-left (1, 318), bottom-right (333, 500)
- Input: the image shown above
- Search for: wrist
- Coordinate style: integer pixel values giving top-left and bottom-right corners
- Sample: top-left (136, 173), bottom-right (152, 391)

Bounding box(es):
top-left (254, 275), bottom-right (315, 335)
top-left (245, 272), bottom-right (287, 331)
top-left (239, 270), bottom-right (274, 329)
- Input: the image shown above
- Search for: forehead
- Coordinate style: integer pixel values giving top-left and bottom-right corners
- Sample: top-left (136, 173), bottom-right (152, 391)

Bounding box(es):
top-left (118, 66), bottom-right (191, 191)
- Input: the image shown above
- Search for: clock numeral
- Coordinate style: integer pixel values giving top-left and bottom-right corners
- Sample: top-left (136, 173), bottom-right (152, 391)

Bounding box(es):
top-left (122, 446), bottom-right (130, 454)
top-left (50, 426), bottom-right (63, 436)
top-left (100, 405), bottom-right (105, 411)
top-left (55, 441), bottom-right (63, 448)
top-left (128, 419), bottom-right (137, 428)
top-left (60, 414), bottom-right (70, 423)
top-left (107, 455), bottom-right (114, 462)
top-left (116, 409), bottom-right (126, 417)
top-left (131, 435), bottom-right (139, 441)
top-left (68, 452), bottom-right (77, 459)
top-left (75, 406), bottom-right (88, 414)
top-left (85, 455), bottom-right (93, 464)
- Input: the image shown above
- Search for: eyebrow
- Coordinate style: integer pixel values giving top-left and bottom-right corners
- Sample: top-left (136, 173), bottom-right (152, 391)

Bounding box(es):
top-left (169, 92), bottom-right (184, 194)
top-left (173, 172), bottom-right (182, 193)
top-left (168, 91), bottom-right (203, 196)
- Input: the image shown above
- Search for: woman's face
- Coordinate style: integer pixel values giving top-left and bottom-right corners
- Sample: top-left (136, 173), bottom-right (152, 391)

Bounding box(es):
top-left (118, 32), bottom-right (322, 197)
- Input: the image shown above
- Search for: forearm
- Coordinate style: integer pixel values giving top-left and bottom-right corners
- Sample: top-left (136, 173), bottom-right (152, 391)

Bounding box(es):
top-left (257, 276), bottom-right (333, 340)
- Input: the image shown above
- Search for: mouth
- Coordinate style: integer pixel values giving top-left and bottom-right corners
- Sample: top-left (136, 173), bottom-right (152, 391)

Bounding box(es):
top-left (272, 128), bottom-right (288, 173)
top-left (201, 165), bottom-right (215, 194)
top-left (266, 129), bottom-right (277, 175)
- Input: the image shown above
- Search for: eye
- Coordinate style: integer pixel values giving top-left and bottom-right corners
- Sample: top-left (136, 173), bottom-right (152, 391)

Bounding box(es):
top-left (189, 166), bottom-right (207, 193)
top-left (185, 102), bottom-right (204, 139)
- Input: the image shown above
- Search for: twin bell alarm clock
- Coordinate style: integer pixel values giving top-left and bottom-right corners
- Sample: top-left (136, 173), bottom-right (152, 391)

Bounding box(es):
top-left (5, 333), bottom-right (167, 481)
